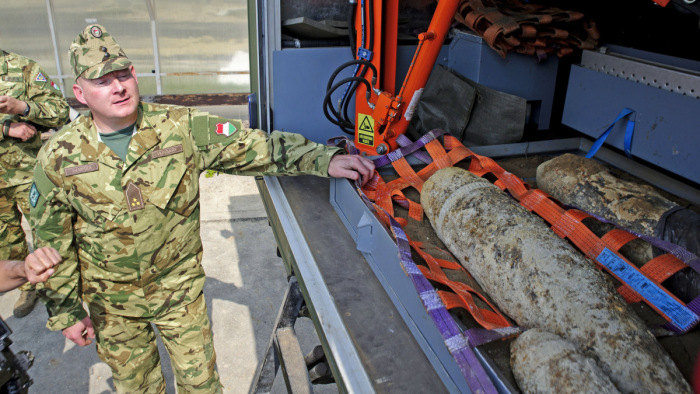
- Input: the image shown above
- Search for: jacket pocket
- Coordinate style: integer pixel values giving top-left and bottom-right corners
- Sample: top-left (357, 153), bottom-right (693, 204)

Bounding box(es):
top-left (66, 168), bottom-right (123, 225)
top-left (146, 156), bottom-right (199, 217)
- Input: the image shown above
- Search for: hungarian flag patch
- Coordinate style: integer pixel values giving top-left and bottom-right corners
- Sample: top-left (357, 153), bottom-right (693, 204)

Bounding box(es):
top-left (50, 81), bottom-right (60, 91)
top-left (215, 122), bottom-right (236, 137)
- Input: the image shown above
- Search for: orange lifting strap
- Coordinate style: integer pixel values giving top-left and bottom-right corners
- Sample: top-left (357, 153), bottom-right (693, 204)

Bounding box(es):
top-left (362, 134), bottom-right (512, 330)
top-left (361, 133), bottom-right (695, 331)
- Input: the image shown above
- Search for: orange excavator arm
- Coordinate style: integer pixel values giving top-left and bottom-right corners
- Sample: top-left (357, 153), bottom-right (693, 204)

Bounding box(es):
top-left (355, 0), bottom-right (461, 155)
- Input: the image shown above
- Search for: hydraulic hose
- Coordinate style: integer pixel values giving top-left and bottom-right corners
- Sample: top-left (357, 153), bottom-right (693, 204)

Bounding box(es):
top-left (323, 76), bottom-right (373, 135)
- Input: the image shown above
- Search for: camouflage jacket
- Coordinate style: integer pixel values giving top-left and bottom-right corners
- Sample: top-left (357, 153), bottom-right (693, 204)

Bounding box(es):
top-left (30, 102), bottom-right (341, 330)
top-left (0, 50), bottom-right (69, 189)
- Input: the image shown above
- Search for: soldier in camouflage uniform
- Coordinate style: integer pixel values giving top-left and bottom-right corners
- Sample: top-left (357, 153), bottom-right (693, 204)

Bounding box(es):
top-left (30, 24), bottom-right (374, 393)
top-left (0, 47), bottom-right (69, 318)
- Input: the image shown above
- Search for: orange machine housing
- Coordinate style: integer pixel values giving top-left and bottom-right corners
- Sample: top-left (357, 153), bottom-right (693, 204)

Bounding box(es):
top-left (354, 0), bottom-right (461, 155)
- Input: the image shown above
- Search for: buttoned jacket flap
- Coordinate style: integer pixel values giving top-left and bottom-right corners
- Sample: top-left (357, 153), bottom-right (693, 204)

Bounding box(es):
top-left (139, 143), bottom-right (197, 216)
top-left (63, 161), bottom-right (123, 223)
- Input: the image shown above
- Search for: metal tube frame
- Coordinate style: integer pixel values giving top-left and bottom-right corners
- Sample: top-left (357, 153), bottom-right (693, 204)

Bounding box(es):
top-left (262, 176), bottom-right (374, 392)
top-left (144, 0), bottom-right (163, 95)
top-left (45, 0), bottom-right (65, 94)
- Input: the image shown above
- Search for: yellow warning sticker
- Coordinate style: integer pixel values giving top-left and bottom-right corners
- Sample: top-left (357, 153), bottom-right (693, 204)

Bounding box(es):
top-left (357, 114), bottom-right (374, 146)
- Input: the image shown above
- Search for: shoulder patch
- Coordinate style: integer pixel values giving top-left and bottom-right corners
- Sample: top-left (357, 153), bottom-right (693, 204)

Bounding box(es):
top-left (191, 113), bottom-right (210, 147)
top-left (29, 183), bottom-right (40, 208)
top-left (32, 166), bottom-right (56, 206)
top-left (35, 72), bottom-right (47, 82)
top-left (189, 109), bottom-right (243, 148)
top-left (215, 122), bottom-right (236, 137)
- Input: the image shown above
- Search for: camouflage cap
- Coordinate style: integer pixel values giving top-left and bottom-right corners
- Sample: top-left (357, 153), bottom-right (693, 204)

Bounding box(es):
top-left (69, 24), bottom-right (132, 80)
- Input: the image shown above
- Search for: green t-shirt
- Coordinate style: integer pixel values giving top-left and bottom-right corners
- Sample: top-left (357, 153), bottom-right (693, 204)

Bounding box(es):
top-left (100, 123), bottom-right (135, 161)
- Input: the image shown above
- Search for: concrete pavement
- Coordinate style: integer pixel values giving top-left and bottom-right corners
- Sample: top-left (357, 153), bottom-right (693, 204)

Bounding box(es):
top-left (0, 105), bottom-right (336, 393)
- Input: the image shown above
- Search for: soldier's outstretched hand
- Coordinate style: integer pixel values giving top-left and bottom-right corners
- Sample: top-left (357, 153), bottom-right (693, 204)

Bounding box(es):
top-left (328, 154), bottom-right (375, 186)
top-left (63, 316), bottom-right (95, 347)
top-left (25, 247), bottom-right (62, 284)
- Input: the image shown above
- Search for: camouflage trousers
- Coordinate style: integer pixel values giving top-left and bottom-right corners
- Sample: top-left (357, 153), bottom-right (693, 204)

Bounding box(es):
top-left (0, 182), bottom-right (31, 260)
top-left (89, 293), bottom-right (223, 393)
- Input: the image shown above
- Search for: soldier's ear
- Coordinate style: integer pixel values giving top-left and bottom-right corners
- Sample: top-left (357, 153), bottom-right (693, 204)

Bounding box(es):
top-left (73, 82), bottom-right (87, 105)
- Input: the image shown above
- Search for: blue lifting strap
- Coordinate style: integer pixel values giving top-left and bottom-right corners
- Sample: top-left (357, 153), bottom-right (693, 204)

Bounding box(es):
top-left (585, 108), bottom-right (636, 159)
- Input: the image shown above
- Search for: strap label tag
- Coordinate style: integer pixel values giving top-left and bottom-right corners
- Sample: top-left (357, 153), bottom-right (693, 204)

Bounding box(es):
top-left (597, 247), bottom-right (698, 331)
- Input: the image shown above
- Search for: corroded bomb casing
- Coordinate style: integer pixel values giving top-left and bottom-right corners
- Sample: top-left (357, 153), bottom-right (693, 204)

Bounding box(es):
top-left (537, 153), bottom-right (700, 303)
top-left (536, 153), bottom-right (677, 237)
top-left (510, 329), bottom-right (619, 394)
top-left (420, 167), bottom-right (689, 393)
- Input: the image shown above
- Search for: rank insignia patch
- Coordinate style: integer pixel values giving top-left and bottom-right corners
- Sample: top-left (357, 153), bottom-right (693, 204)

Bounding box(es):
top-left (125, 182), bottom-right (145, 212)
top-left (215, 122), bottom-right (236, 137)
top-left (29, 183), bottom-right (40, 208)
top-left (35, 72), bottom-right (47, 83)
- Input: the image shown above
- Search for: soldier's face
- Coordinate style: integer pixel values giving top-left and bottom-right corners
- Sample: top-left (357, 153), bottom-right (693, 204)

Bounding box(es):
top-left (73, 66), bottom-right (139, 126)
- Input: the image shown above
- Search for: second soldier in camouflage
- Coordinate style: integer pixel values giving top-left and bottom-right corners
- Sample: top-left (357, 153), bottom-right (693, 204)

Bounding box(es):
top-left (0, 46), bottom-right (69, 318)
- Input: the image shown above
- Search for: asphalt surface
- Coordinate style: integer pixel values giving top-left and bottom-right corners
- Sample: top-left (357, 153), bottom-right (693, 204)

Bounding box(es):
top-left (0, 105), bottom-right (337, 393)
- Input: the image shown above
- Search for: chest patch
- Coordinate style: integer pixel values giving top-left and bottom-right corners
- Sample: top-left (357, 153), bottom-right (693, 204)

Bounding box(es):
top-left (64, 162), bottom-right (99, 176)
top-left (125, 182), bottom-right (145, 212)
top-left (152, 144), bottom-right (183, 159)
top-left (2, 76), bottom-right (23, 82)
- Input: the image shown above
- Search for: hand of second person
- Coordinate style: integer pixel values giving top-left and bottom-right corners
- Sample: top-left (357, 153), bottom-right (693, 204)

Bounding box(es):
top-left (0, 96), bottom-right (27, 115)
top-left (24, 247), bottom-right (62, 284)
top-left (328, 154), bottom-right (375, 186)
top-left (7, 122), bottom-right (37, 141)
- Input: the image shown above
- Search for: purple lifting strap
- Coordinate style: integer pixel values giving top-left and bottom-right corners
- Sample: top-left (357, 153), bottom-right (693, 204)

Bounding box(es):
top-left (372, 129), bottom-right (447, 168)
top-left (353, 179), bottom-right (497, 393)
top-left (327, 130), bottom-right (445, 168)
top-left (464, 326), bottom-right (522, 348)
top-left (396, 134), bottom-right (433, 165)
